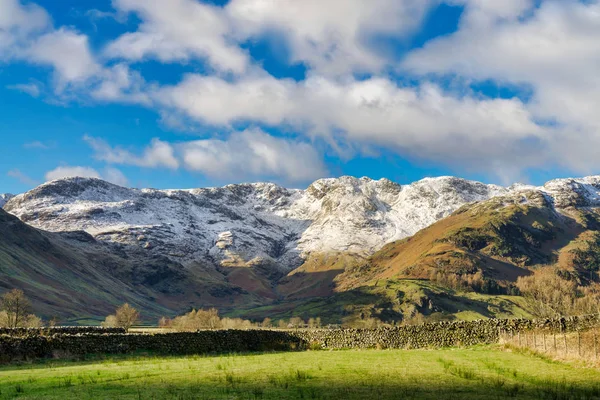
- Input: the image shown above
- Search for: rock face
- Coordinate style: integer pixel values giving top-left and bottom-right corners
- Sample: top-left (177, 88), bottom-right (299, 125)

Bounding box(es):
top-left (0, 193), bottom-right (14, 208)
top-left (4, 175), bottom-right (600, 274)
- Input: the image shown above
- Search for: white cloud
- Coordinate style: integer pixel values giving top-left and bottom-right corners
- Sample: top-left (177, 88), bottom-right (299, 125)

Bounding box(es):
top-left (401, 0), bottom-right (600, 176)
top-left (84, 135), bottom-right (179, 169)
top-left (155, 73), bottom-right (547, 179)
top-left (105, 0), bottom-right (434, 76)
top-left (26, 28), bottom-right (101, 89)
top-left (7, 82), bottom-right (41, 97)
top-left (4, 0), bottom-right (600, 184)
top-left (23, 140), bottom-right (54, 149)
top-left (0, 0), bottom-right (104, 93)
top-left (106, 0), bottom-right (248, 73)
top-left (7, 168), bottom-right (38, 186)
top-left (102, 167), bottom-right (129, 186)
top-left (45, 166), bottom-right (101, 181)
top-left (85, 8), bottom-right (127, 24)
top-left (90, 63), bottom-right (150, 104)
top-left (44, 165), bottom-right (129, 186)
top-left (180, 128), bottom-right (327, 183)
top-left (226, 0), bottom-right (433, 76)
top-left (155, 73), bottom-right (295, 126)
top-left (0, 0), bottom-right (49, 58)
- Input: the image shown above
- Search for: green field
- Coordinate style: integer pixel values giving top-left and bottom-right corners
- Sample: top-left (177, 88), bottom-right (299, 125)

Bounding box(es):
top-left (1, 347), bottom-right (599, 399)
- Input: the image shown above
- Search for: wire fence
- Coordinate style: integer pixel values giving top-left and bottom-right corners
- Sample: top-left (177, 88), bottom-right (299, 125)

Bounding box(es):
top-left (500, 327), bottom-right (600, 363)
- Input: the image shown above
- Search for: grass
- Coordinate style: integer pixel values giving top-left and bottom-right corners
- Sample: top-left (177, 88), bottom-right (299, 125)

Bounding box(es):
top-left (226, 279), bottom-right (532, 326)
top-left (1, 346), bottom-right (600, 399)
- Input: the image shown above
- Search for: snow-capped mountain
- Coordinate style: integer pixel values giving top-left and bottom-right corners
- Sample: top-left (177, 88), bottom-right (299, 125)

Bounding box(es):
top-left (0, 193), bottom-right (14, 208)
top-left (4, 175), bottom-right (600, 273)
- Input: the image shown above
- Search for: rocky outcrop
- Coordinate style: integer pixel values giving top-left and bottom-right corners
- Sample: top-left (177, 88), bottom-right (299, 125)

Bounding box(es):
top-left (0, 193), bottom-right (13, 208)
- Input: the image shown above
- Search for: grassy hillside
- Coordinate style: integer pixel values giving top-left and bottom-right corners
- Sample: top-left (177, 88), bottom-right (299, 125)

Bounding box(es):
top-left (359, 193), bottom-right (600, 286)
top-left (229, 191), bottom-right (600, 325)
top-left (0, 210), bottom-right (266, 323)
top-left (3, 188), bottom-right (600, 325)
top-left (2, 347), bottom-right (600, 399)
top-left (227, 279), bottom-right (532, 325)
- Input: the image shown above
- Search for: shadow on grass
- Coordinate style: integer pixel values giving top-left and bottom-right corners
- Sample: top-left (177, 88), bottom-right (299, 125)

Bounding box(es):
top-left (5, 377), bottom-right (600, 400)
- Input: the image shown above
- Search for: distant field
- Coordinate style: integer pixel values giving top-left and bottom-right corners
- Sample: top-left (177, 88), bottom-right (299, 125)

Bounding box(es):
top-left (1, 347), bottom-right (600, 399)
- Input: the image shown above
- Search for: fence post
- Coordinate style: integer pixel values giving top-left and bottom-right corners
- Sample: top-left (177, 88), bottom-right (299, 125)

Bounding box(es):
top-left (564, 332), bottom-right (568, 356)
top-left (594, 331), bottom-right (598, 361)
top-left (554, 332), bottom-right (557, 352)
top-left (543, 333), bottom-right (547, 352)
top-left (534, 332), bottom-right (537, 350)
top-left (578, 331), bottom-right (582, 357)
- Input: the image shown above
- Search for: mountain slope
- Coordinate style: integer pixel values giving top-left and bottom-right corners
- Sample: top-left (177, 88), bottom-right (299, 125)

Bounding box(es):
top-left (2, 175), bottom-right (600, 324)
top-left (230, 183), bottom-right (600, 324)
top-left (0, 194), bottom-right (13, 208)
top-left (3, 176), bottom-right (508, 276)
top-left (0, 209), bottom-right (266, 322)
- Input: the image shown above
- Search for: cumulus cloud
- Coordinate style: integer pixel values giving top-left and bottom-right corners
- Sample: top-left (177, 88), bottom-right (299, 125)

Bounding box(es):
top-left (84, 135), bottom-right (179, 169)
top-left (106, 0), bottom-right (248, 73)
top-left (104, 0), bottom-right (433, 76)
top-left (401, 0), bottom-right (600, 176)
top-left (0, 0), bottom-right (49, 58)
top-left (180, 128), bottom-right (327, 183)
top-left (44, 165), bottom-right (129, 186)
top-left (45, 166), bottom-right (101, 181)
top-left (25, 28), bottom-right (101, 88)
top-left (226, 0), bottom-right (432, 76)
top-left (102, 167), bottom-right (129, 186)
top-left (4, 0), bottom-right (600, 184)
top-left (155, 73), bottom-right (546, 179)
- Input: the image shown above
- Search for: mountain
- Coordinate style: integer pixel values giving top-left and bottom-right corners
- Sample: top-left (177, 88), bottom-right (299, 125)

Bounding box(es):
top-left (0, 208), bottom-right (268, 322)
top-left (2, 175), bottom-right (600, 324)
top-left (3, 176), bottom-right (506, 274)
top-left (233, 179), bottom-right (600, 324)
top-left (0, 194), bottom-right (14, 208)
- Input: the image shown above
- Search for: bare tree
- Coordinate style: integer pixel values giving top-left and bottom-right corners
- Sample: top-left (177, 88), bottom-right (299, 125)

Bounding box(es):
top-left (115, 303), bottom-right (140, 331)
top-left (1, 289), bottom-right (32, 328)
top-left (105, 303), bottom-right (140, 331)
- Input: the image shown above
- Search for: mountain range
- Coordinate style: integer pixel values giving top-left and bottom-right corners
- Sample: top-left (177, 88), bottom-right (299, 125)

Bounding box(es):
top-left (2, 175), bottom-right (600, 324)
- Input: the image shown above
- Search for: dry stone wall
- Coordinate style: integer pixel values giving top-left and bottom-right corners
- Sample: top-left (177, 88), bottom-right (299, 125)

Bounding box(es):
top-left (1, 315), bottom-right (598, 362)
top-left (295, 315), bottom-right (600, 350)
top-left (0, 327), bottom-right (125, 336)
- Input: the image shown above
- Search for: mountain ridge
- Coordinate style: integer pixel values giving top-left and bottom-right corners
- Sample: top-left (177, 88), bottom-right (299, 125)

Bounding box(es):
top-left (2, 174), bottom-right (600, 323)
top-left (4, 175), bottom-right (600, 276)
top-left (4, 175), bottom-right (512, 274)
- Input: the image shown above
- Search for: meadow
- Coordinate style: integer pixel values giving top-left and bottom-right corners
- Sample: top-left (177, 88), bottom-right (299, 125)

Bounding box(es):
top-left (1, 346), bottom-right (600, 399)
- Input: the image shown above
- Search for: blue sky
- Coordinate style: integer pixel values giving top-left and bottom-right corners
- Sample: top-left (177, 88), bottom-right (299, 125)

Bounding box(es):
top-left (1, 0), bottom-right (599, 194)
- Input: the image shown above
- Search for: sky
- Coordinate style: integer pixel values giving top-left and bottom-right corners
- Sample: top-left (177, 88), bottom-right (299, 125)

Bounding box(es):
top-left (1, 0), bottom-right (600, 194)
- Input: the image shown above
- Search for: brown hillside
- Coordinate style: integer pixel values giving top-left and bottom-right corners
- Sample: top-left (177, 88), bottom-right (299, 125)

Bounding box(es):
top-left (339, 191), bottom-right (598, 290)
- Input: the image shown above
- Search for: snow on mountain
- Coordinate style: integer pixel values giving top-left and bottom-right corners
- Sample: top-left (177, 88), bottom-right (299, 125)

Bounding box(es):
top-left (0, 194), bottom-right (14, 208)
top-left (4, 175), bottom-right (600, 272)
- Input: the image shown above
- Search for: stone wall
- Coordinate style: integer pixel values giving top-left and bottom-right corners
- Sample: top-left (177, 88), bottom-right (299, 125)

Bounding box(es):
top-left (0, 326), bottom-right (125, 336)
top-left (0, 330), bottom-right (303, 362)
top-left (295, 315), bottom-right (600, 350)
top-left (1, 315), bottom-right (598, 362)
